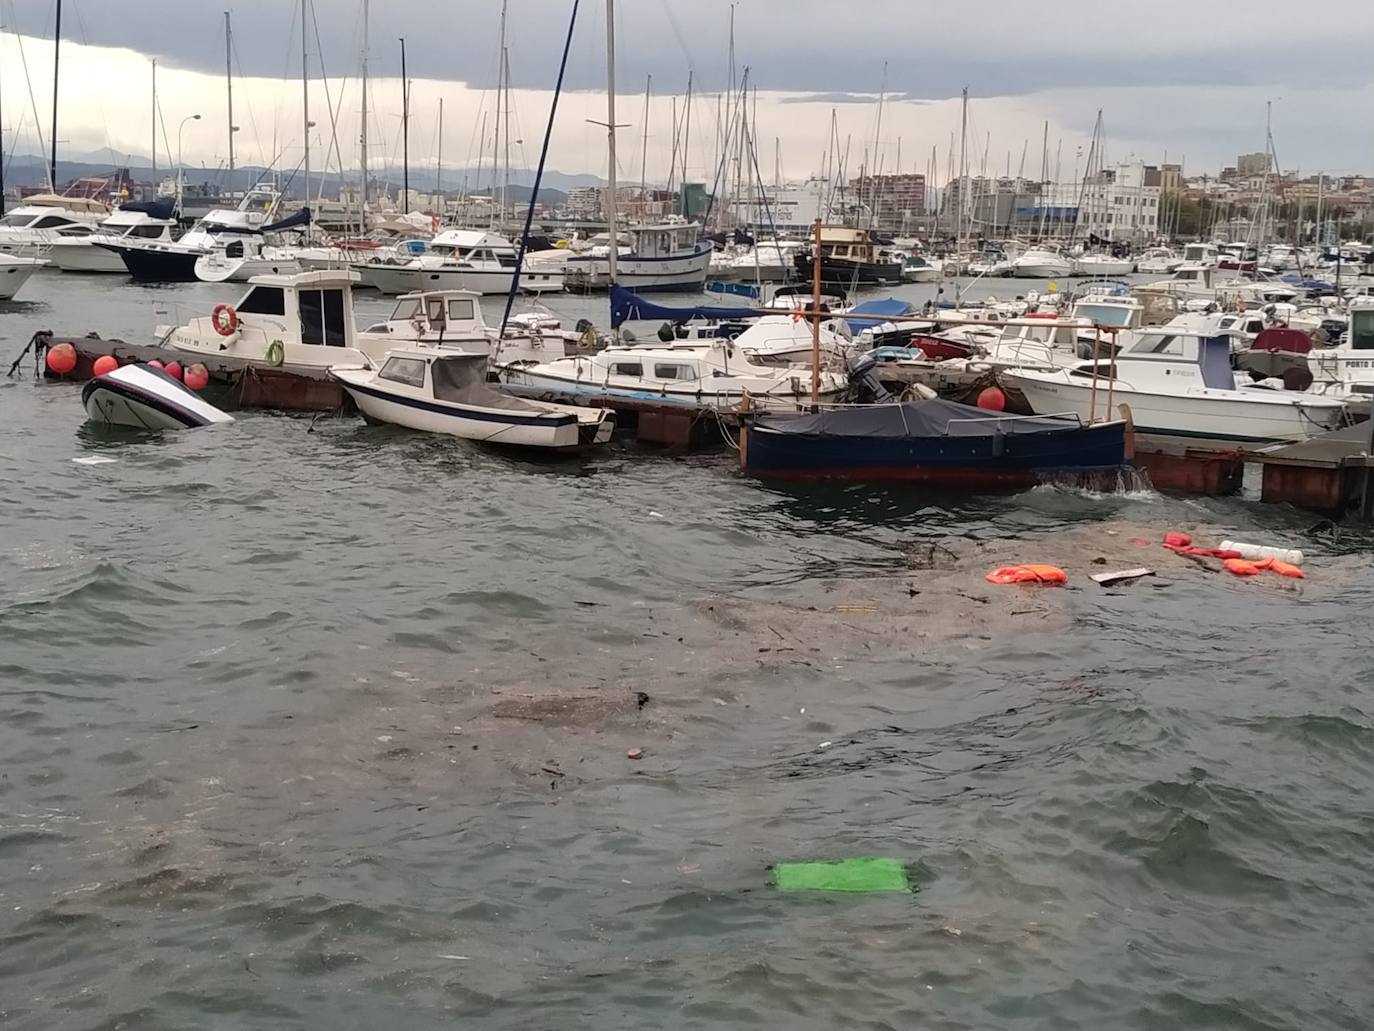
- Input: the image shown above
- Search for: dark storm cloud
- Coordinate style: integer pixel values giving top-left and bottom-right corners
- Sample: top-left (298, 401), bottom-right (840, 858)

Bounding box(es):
top-left (23, 0), bottom-right (1374, 97)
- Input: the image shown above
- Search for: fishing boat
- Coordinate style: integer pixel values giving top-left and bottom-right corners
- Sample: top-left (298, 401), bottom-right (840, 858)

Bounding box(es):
top-left (740, 398), bottom-right (1127, 483)
top-left (48, 199), bottom-right (180, 273)
top-left (81, 364), bottom-right (235, 430)
top-left (0, 255), bottom-right (44, 300)
top-left (1001, 323), bottom-right (1348, 443)
top-left (565, 218), bottom-right (712, 292)
top-left (159, 268), bottom-right (383, 374)
top-left (330, 349), bottom-right (613, 451)
top-left (793, 226), bottom-right (904, 286)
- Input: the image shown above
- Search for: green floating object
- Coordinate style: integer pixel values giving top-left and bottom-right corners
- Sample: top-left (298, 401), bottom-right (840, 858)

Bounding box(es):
top-left (772, 857), bottom-right (911, 893)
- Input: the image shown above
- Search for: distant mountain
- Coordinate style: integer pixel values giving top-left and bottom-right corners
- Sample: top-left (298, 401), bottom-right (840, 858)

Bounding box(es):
top-left (4, 152), bottom-right (596, 206)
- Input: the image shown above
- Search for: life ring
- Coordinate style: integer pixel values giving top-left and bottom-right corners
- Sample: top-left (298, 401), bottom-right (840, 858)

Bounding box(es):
top-left (265, 339), bottom-right (285, 367)
top-left (211, 304), bottom-right (239, 337)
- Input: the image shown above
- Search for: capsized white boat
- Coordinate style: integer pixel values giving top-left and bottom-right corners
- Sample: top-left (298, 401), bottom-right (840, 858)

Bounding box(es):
top-left (81, 364), bottom-right (234, 430)
top-left (1001, 322), bottom-right (1348, 444)
top-left (330, 349), bottom-right (613, 451)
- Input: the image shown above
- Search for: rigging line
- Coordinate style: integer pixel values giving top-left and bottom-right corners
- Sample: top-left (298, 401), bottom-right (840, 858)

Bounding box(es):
top-left (310, 0), bottom-right (348, 201)
top-left (497, 0), bottom-right (580, 345)
top-left (10, 4), bottom-right (50, 182)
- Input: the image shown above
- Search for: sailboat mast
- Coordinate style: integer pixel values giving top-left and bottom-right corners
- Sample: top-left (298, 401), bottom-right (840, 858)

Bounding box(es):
top-left (151, 60), bottom-right (157, 182)
top-left (360, 0), bottom-right (369, 213)
top-left (604, 0), bottom-right (619, 284)
top-left (436, 97), bottom-right (444, 197)
top-left (1, 49), bottom-right (5, 215)
top-left (639, 74), bottom-right (651, 207)
top-left (501, 45), bottom-right (511, 224)
top-left (399, 37), bottom-right (408, 210)
top-left (680, 70), bottom-right (693, 214)
top-left (957, 86), bottom-right (968, 257)
top-left (495, 0), bottom-right (509, 224)
top-left (302, 0), bottom-right (310, 208)
top-left (50, 0), bottom-right (61, 192)
top-left (225, 11), bottom-right (234, 182)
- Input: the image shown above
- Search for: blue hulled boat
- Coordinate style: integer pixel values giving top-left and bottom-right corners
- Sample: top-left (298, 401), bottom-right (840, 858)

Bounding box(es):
top-left (740, 399), bottom-right (1128, 485)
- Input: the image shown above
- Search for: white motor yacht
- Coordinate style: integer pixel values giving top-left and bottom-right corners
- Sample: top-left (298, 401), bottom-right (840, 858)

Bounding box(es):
top-left (1136, 247), bottom-right (1183, 275)
top-left (1073, 253), bottom-right (1135, 276)
top-left (1010, 247), bottom-right (1073, 279)
top-left (1002, 322), bottom-right (1347, 444)
top-left (901, 253), bottom-right (942, 283)
top-left (48, 201), bottom-right (179, 273)
top-left (0, 194), bottom-right (108, 257)
top-left (358, 228), bottom-right (562, 295)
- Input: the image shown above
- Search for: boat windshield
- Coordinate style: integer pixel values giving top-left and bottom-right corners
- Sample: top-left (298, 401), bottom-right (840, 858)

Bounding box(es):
top-left (0, 212), bottom-right (38, 228)
top-left (1351, 310), bottom-right (1374, 351)
top-left (390, 297), bottom-right (423, 321)
top-left (1075, 303), bottom-right (1134, 328)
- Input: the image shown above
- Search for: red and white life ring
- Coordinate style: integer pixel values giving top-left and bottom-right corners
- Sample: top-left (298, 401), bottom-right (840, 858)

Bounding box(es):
top-left (211, 304), bottom-right (239, 337)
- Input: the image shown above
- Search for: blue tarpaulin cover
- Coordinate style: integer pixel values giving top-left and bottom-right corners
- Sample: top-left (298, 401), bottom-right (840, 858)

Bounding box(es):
top-left (610, 285), bottom-right (751, 328)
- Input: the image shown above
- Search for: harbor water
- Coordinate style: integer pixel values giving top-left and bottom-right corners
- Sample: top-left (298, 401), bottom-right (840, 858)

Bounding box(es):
top-left (2, 271), bottom-right (1373, 1029)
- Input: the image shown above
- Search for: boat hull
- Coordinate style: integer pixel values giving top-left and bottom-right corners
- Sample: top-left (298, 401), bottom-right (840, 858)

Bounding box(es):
top-left (0, 260), bottom-right (41, 300)
top-left (49, 241), bottom-right (127, 273)
top-left (195, 255), bottom-right (303, 283)
top-left (794, 254), bottom-right (904, 286)
top-left (1010, 261), bottom-right (1073, 279)
top-left (565, 249), bottom-right (712, 292)
top-left (102, 244), bottom-right (204, 282)
top-left (743, 412), bottom-right (1127, 483)
top-left (1003, 371), bottom-right (1345, 443)
top-left (334, 375), bottom-right (588, 450)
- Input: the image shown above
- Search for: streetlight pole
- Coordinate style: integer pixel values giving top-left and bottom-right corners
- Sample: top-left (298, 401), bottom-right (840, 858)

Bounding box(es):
top-left (177, 114), bottom-right (202, 202)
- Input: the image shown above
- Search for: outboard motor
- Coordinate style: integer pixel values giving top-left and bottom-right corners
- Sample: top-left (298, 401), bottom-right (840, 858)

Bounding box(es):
top-left (847, 352), bottom-right (894, 404)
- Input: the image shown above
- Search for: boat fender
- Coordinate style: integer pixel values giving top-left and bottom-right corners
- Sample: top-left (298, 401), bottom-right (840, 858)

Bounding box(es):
top-left (577, 327), bottom-right (597, 350)
top-left (211, 304), bottom-right (240, 337)
top-left (265, 339), bottom-right (285, 367)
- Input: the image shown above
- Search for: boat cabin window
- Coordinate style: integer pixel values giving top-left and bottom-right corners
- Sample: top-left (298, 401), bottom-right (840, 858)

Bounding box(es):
top-left (33, 215), bottom-right (74, 230)
top-left (1141, 334), bottom-right (1183, 355)
top-left (129, 224), bottom-right (165, 239)
top-left (426, 297), bottom-right (447, 324)
top-left (57, 225), bottom-right (94, 238)
top-left (0, 212), bottom-right (37, 227)
top-left (447, 298), bottom-right (475, 322)
top-left (390, 297), bottom-right (422, 321)
top-left (654, 363), bottom-right (695, 381)
top-left (611, 362), bottom-right (644, 376)
top-left (236, 285), bottom-right (286, 316)
top-left (225, 240), bottom-right (245, 258)
top-left (1351, 311), bottom-right (1374, 351)
top-left (379, 356), bottom-right (427, 387)
top-left (497, 250), bottom-right (518, 268)
top-left (1075, 302), bottom-right (1134, 328)
top-left (299, 288), bottom-right (348, 347)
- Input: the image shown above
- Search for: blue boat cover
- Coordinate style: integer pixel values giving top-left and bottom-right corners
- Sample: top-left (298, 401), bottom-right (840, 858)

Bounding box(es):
top-left (754, 399), bottom-right (1085, 439)
top-left (261, 207), bottom-right (312, 233)
top-left (845, 297), bottom-right (915, 333)
top-left (118, 198), bottom-right (177, 220)
top-left (610, 284), bottom-right (752, 328)
top-left (706, 280), bottom-right (762, 299)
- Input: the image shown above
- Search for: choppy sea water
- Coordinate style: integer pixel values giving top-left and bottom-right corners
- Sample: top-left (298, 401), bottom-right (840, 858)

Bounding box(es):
top-left (2, 270), bottom-right (1374, 1030)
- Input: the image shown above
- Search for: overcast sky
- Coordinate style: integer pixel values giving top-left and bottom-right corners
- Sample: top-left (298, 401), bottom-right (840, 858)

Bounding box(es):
top-left (5, 0), bottom-right (1373, 188)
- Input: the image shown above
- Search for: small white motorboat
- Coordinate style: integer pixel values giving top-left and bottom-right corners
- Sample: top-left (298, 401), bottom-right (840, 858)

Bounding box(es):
top-left (330, 349), bottom-right (614, 451)
top-left (81, 364), bottom-right (235, 430)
